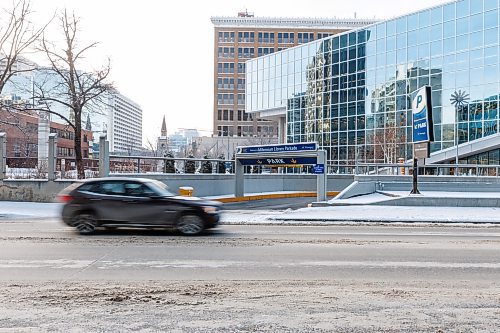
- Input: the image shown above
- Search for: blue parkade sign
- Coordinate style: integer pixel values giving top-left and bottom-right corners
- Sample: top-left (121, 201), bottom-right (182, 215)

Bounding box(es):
top-left (237, 142), bottom-right (317, 154)
top-left (239, 157), bottom-right (317, 166)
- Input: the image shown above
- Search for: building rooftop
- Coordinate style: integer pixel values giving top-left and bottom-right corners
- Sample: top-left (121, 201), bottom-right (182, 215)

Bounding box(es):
top-left (210, 16), bottom-right (379, 29)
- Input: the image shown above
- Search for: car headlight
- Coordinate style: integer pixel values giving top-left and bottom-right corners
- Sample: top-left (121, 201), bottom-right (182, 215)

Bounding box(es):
top-left (202, 206), bottom-right (218, 213)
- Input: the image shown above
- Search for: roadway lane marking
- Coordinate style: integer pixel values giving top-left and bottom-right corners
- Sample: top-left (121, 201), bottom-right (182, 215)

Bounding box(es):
top-left (1, 259), bottom-right (500, 269)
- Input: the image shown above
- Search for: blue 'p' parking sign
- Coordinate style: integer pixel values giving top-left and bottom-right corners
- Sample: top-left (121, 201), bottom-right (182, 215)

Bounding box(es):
top-left (412, 86), bottom-right (434, 143)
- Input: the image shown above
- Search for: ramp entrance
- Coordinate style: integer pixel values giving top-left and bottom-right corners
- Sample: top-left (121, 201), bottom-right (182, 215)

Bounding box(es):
top-left (234, 142), bottom-right (327, 202)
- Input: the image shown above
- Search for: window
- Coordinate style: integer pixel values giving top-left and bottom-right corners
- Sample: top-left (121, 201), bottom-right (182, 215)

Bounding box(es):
top-left (217, 63), bottom-right (235, 74)
top-left (237, 79), bottom-right (245, 90)
top-left (258, 47), bottom-right (274, 57)
top-left (218, 109), bottom-right (234, 121)
top-left (317, 33), bottom-right (332, 40)
top-left (278, 32), bottom-right (294, 43)
top-left (238, 110), bottom-right (252, 121)
top-left (217, 78), bottom-right (234, 90)
top-left (237, 125), bottom-right (254, 136)
top-left (237, 94), bottom-right (245, 105)
top-left (238, 31), bottom-right (254, 42)
top-left (298, 32), bottom-right (314, 43)
top-left (257, 32), bottom-right (274, 43)
top-left (217, 126), bottom-right (234, 136)
top-left (217, 94), bottom-right (234, 105)
top-left (218, 31), bottom-right (235, 43)
top-left (218, 47), bottom-right (235, 58)
top-left (123, 182), bottom-right (157, 197)
top-left (238, 47), bottom-right (255, 58)
top-left (99, 182), bottom-right (126, 195)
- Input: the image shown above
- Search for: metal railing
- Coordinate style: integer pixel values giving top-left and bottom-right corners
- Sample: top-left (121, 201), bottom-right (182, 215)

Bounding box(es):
top-left (353, 163), bottom-right (500, 177)
top-left (108, 155), bottom-right (234, 175)
top-left (2, 127), bottom-right (500, 180)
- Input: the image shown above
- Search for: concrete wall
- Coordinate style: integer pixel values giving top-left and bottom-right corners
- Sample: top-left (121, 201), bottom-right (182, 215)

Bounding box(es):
top-left (0, 179), bottom-right (73, 202)
top-left (372, 196), bottom-right (500, 207)
top-left (0, 174), bottom-right (354, 202)
top-left (335, 181), bottom-right (377, 199)
top-left (356, 175), bottom-right (500, 192)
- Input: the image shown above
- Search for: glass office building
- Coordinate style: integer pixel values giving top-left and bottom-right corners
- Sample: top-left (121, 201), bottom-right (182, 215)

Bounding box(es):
top-left (246, 0), bottom-right (500, 172)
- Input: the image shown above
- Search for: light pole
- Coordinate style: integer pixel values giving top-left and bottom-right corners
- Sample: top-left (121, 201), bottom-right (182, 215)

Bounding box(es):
top-left (450, 90), bottom-right (469, 174)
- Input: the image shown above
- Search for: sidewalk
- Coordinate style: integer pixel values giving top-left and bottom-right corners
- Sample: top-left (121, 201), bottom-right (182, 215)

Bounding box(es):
top-left (269, 205), bottom-right (500, 224)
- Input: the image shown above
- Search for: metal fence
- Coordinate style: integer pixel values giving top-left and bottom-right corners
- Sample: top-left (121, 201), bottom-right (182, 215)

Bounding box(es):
top-left (108, 155), bottom-right (234, 175)
top-left (2, 130), bottom-right (500, 179)
top-left (353, 163), bottom-right (500, 177)
top-left (5, 157), bottom-right (500, 180)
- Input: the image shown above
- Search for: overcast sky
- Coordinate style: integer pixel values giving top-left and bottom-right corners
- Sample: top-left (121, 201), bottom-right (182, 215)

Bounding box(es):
top-left (26, 0), bottom-right (451, 144)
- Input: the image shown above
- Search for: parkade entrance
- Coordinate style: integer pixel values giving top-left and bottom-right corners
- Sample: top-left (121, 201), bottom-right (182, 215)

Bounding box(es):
top-left (234, 142), bottom-right (327, 202)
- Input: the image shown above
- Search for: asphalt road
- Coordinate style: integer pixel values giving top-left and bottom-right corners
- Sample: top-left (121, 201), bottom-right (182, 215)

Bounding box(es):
top-left (1, 218), bottom-right (500, 282)
top-left (2, 217), bottom-right (500, 332)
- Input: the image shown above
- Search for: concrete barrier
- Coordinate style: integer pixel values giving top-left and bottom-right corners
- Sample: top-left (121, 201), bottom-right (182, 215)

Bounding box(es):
top-left (334, 181), bottom-right (377, 200)
top-left (0, 174), bottom-right (354, 202)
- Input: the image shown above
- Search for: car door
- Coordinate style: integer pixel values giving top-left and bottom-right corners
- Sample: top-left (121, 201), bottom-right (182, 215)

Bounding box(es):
top-left (93, 180), bottom-right (132, 223)
top-left (121, 181), bottom-right (173, 225)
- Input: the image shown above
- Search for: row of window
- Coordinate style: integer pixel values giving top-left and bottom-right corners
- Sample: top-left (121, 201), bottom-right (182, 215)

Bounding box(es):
top-left (219, 31), bottom-right (331, 44)
top-left (217, 93), bottom-right (245, 105)
top-left (217, 109), bottom-right (254, 121)
top-left (217, 63), bottom-right (246, 74)
top-left (217, 125), bottom-right (276, 137)
top-left (217, 78), bottom-right (245, 90)
top-left (218, 47), bottom-right (280, 59)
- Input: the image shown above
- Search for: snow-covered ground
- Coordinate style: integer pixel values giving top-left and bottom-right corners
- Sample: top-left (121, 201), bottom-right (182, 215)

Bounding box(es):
top-left (273, 205), bottom-right (500, 223)
top-left (0, 201), bottom-right (62, 219)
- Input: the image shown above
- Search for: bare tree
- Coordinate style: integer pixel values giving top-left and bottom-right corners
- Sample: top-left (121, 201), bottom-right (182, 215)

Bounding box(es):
top-left (35, 9), bottom-right (112, 179)
top-left (0, 0), bottom-right (47, 126)
top-left (145, 138), bottom-right (158, 157)
top-left (373, 126), bottom-right (400, 164)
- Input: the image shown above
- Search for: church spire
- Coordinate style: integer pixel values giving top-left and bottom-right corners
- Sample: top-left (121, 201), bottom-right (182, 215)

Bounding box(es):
top-left (161, 115), bottom-right (167, 137)
top-left (85, 113), bottom-right (92, 131)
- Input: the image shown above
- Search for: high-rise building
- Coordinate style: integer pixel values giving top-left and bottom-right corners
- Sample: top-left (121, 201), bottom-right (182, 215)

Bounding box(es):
top-left (246, 0), bottom-right (500, 172)
top-left (103, 91), bottom-right (143, 153)
top-left (0, 61), bottom-right (143, 155)
top-left (211, 14), bottom-right (378, 140)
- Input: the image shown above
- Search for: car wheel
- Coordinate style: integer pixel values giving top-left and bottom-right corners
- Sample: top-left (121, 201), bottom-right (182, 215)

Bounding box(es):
top-left (73, 213), bottom-right (97, 235)
top-left (176, 214), bottom-right (204, 236)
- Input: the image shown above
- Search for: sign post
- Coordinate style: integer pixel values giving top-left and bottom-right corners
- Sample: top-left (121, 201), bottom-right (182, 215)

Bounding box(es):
top-left (411, 86), bottom-right (434, 194)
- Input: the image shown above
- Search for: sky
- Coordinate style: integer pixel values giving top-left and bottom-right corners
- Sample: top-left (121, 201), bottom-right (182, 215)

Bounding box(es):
top-left (23, 0), bottom-right (451, 145)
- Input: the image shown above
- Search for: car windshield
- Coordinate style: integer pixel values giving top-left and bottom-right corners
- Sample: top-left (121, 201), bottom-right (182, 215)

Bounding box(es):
top-left (146, 180), bottom-right (175, 197)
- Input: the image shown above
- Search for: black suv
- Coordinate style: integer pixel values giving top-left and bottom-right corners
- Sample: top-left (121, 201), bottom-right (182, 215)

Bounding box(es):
top-left (58, 178), bottom-right (221, 235)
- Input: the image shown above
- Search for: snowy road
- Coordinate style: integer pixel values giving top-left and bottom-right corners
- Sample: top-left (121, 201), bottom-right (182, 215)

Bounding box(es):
top-left (1, 218), bottom-right (500, 332)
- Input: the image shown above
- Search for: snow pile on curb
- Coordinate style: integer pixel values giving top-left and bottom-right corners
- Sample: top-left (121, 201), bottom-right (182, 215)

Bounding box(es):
top-left (270, 205), bottom-right (500, 223)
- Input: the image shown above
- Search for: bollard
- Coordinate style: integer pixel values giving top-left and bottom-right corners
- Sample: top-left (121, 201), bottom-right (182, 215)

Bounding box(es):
top-left (99, 134), bottom-right (110, 177)
top-left (48, 134), bottom-right (57, 181)
top-left (179, 186), bottom-right (194, 197)
top-left (0, 133), bottom-right (6, 180)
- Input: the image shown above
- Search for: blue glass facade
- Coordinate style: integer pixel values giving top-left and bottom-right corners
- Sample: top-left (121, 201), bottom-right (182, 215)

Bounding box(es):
top-left (246, 0), bottom-right (500, 171)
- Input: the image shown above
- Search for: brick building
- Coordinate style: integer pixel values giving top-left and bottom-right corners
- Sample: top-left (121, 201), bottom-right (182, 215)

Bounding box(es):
top-left (0, 109), bottom-right (92, 168)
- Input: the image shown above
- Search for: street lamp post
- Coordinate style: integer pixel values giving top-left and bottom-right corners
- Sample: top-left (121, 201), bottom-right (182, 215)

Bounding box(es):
top-left (450, 90), bottom-right (469, 175)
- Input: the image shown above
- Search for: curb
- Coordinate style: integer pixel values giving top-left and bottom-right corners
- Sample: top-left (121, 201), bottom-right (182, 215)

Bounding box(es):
top-left (213, 191), bottom-right (339, 203)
